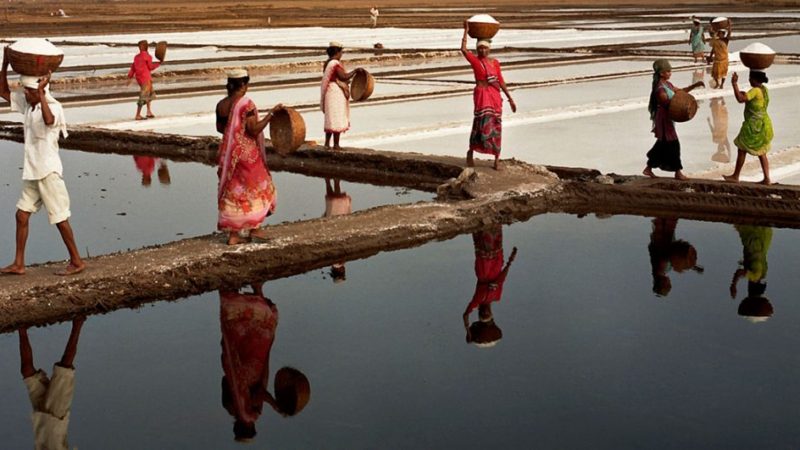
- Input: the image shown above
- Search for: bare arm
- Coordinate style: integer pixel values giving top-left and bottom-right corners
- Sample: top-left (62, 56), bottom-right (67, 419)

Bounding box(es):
top-left (460, 20), bottom-right (469, 56)
top-left (37, 74), bottom-right (55, 126)
top-left (731, 73), bottom-right (747, 103)
top-left (245, 103), bottom-right (283, 138)
top-left (682, 81), bottom-right (705, 93)
top-left (498, 76), bottom-right (516, 113)
top-left (1, 47), bottom-right (10, 103)
top-left (334, 65), bottom-right (354, 82)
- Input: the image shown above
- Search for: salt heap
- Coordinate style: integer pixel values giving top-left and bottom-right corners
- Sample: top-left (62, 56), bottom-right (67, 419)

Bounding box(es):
top-left (468, 14), bottom-right (499, 24)
top-left (740, 42), bottom-right (776, 55)
top-left (9, 38), bottom-right (63, 56)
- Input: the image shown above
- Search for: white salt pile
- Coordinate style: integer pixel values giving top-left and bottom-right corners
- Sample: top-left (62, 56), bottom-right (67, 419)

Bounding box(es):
top-left (9, 38), bottom-right (63, 56)
top-left (467, 14), bottom-right (499, 24)
top-left (712, 16), bottom-right (729, 23)
top-left (740, 42), bottom-right (776, 55)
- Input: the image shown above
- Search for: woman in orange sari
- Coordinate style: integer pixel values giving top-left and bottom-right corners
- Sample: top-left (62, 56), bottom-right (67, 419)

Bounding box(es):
top-left (216, 69), bottom-right (282, 245)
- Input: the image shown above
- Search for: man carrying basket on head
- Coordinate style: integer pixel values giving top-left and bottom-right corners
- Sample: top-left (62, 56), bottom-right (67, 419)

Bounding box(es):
top-left (127, 40), bottom-right (161, 120)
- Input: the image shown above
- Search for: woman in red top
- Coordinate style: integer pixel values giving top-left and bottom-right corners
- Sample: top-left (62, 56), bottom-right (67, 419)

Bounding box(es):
top-left (127, 40), bottom-right (162, 120)
top-left (460, 21), bottom-right (516, 170)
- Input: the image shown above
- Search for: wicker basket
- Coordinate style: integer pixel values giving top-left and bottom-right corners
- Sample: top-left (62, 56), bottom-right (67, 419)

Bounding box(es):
top-left (269, 107), bottom-right (306, 155)
top-left (351, 68), bottom-right (375, 102)
top-left (274, 367), bottom-right (310, 415)
top-left (467, 22), bottom-right (500, 39)
top-left (7, 48), bottom-right (63, 77)
top-left (155, 41), bottom-right (167, 61)
top-left (740, 52), bottom-right (775, 70)
top-left (668, 90), bottom-right (698, 123)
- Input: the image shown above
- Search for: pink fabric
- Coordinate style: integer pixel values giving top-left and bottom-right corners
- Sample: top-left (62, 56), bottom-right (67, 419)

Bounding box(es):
top-left (652, 81), bottom-right (678, 141)
top-left (220, 290), bottom-right (277, 424)
top-left (464, 51), bottom-right (505, 112)
top-left (127, 51), bottom-right (161, 86)
top-left (133, 156), bottom-right (156, 176)
top-left (467, 227), bottom-right (506, 312)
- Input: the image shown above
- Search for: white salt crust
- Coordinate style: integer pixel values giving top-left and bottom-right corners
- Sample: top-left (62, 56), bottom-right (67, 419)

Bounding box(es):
top-left (467, 14), bottom-right (500, 24)
top-left (8, 38), bottom-right (63, 56)
top-left (740, 42), bottom-right (776, 55)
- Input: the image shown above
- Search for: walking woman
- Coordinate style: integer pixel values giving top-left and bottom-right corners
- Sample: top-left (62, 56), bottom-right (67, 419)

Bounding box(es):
top-left (689, 17), bottom-right (705, 64)
top-left (461, 21), bottom-right (516, 170)
top-left (215, 69), bottom-right (281, 245)
top-left (643, 59), bottom-right (704, 180)
top-left (708, 28), bottom-right (731, 89)
top-left (724, 71), bottom-right (774, 185)
top-left (321, 42), bottom-right (355, 150)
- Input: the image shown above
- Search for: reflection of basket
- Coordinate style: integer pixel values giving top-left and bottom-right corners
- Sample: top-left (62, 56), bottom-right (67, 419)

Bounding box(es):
top-left (668, 90), bottom-right (698, 123)
top-left (740, 53), bottom-right (775, 70)
top-left (467, 22), bottom-right (500, 39)
top-left (269, 107), bottom-right (306, 155)
top-left (7, 48), bottom-right (63, 76)
top-left (155, 41), bottom-right (167, 61)
top-left (351, 68), bottom-right (374, 102)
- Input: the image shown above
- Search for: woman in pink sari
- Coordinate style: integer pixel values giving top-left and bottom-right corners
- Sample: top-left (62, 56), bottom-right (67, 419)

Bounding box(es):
top-left (320, 42), bottom-right (355, 150)
top-left (461, 21), bottom-right (517, 170)
top-left (216, 69), bottom-right (282, 245)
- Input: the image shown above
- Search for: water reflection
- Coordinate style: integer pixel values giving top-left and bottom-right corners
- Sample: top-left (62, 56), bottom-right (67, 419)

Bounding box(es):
top-left (324, 179), bottom-right (352, 283)
top-left (731, 225), bottom-right (774, 323)
top-left (133, 156), bottom-right (171, 187)
top-left (219, 283), bottom-right (310, 442)
top-left (692, 68), bottom-right (705, 86)
top-left (463, 225), bottom-right (517, 347)
top-left (648, 218), bottom-right (704, 297)
top-left (18, 318), bottom-right (85, 450)
top-left (708, 97), bottom-right (731, 163)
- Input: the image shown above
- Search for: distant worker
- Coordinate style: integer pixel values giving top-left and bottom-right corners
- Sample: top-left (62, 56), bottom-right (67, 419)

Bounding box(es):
top-left (127, 40), bottom-right (161, 120)
top-left (0, 47), bottom-right (86, 276)
top-left (707, 20), bottom-right (731, 89)
top-left (688, 16), bottom-right (705, 64)
top-left (370, 6), bottom-right (379, 28)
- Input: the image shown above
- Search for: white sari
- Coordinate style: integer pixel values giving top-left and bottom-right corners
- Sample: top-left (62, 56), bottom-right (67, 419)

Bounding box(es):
top-left (320, 59), bottom-right (350, 133)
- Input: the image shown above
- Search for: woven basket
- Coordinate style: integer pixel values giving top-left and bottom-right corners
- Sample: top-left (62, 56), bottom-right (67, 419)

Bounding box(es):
top-left (668, 90), bottom-right (698, 123)
top-left (155, 41), bottom-right (167, 61)
top-left (740, 52), bottom-right (775, 70)
top-left (269, 107), bottom-right (306, 155)
top-left (351, 68), bottom-right (375, 102)
top-left (467, 22), bottom-right (500, 39)
top-left (7, 48), bottom-right (63, 77)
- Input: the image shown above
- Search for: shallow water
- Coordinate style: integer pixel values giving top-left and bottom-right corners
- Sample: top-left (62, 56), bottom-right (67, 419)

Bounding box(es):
top-left (0, 140), bottom-right (430, 265)
top-left (1, 213), bottom-right (799, 448)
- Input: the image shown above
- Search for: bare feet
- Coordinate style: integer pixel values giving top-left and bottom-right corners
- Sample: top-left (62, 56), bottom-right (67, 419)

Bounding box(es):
top-left (333, 145), bottom-right (342, 151)
top-left (722, 174), bottom-right (739, 183)
top-left (227, 234), bottom-right (250, 245)
top-left (55, 262), bottom-right (86, 276)
top-left (146, 113), bottom-right (155, 119)
top-left (466, 151), bottom-right (474, 167)
top-left (759, 178), bottom-right (772, 186)
top-left (0, 264), bottom-right (25, 275)
top-left (674, 171), bottom-right (688, 181)
top-left (642, 167), bottom-right (656, 178)
top-left (250, 228), bottom-right (269, 242)
top-left (134, 115), bottom-right (145, 121)
top-left (324, 145), bottom-right (331, 150)
top-left (493, 161), bottom-right (501, 171)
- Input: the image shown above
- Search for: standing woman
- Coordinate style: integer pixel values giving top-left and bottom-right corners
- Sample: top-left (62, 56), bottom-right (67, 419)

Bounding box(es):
top-left (724, 71), bottom-right (773, 185)
top-left (215, 69), bottom-right (282, 245)
top-left (643, 59), bottom-right (704, 180)
top-left (320, 42), bottom-right (355, 150)
top-left (689, 17), bottom-right (705, 64)
top-left (461, 21), bottom-right (516, 170)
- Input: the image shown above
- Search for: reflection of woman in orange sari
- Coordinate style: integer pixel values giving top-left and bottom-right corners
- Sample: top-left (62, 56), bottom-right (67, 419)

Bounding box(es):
top-left (220, 284), bottom-right (310, 442)
top-left (216, 69), bottom-right (282, 245)
top-left (462, 225), bottom-right (517, 347)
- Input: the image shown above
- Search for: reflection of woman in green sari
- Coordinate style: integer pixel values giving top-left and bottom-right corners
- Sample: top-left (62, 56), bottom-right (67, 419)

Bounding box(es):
top-left (730, 225), bottom-right (773, 323)
top-left (723, 71), bottom-right (774, 185)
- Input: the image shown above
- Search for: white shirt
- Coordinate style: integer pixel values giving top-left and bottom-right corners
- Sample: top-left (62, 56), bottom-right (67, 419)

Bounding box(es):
top-left (10, 90), bottom-right (67, 180)
top-left (370, 7), bottom-right (379, 17)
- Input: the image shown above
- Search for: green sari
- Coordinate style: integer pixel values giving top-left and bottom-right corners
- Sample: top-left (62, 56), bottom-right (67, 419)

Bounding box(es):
top-left (734, 86), bottom-right (774, 156)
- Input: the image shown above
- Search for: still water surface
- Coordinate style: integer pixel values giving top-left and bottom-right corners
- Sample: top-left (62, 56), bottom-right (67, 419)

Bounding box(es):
top-left (1, 214), bottom-right (799, 449)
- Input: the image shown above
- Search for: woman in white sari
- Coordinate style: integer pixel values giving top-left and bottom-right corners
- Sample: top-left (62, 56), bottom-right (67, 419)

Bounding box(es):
top-left (320, 42), bottom-right (355, 150)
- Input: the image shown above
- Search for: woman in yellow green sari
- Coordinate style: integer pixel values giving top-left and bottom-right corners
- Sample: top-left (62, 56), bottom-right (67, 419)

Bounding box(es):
top-left (723, 71), bottom-right (774, 185)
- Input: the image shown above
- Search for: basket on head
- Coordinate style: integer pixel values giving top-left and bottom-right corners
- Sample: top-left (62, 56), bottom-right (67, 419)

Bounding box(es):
top-left (711, 17), bottom-right (730, 32)
top-left (739, 43), bottom-right (775, 70)
top-left (467, 14), bottom-right (500, 39)
top-left (351, 68), bottom-right (374, 102)
top-left (668, 90), bottom-right (698, 123)
top-left (7, 38), bottom-right (64, 77)
top-left (155, 41), bottom-right (167, 61)
top-left (269, 107), bottom-right (306, 155)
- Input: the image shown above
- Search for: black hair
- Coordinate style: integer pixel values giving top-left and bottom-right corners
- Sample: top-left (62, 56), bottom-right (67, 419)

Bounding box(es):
top-left (750, 70), bottom-right (769, 84)
top-left (326, 46), bottom-right (343, 58)
top-left (226, 76), bottom-right (250, 95)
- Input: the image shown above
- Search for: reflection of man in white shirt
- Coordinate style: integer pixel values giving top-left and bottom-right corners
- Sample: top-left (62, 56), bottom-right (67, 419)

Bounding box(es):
top-left (19, 318), bottom-right (85, 450)
top-left (0, 46), bottom-right (86, 276)
top-left (370, 6), bottom-right (379, 28)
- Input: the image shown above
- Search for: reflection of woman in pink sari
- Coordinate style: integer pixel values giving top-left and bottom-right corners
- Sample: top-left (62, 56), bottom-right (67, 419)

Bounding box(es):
top-left (320, 42), bottom-right (355, 150)
top-left (215, 69), bottom-right (282, 245)
top-left (462, 225), bottom-right (517, 347)
top-left (220, 283), bottom-right (310, 442)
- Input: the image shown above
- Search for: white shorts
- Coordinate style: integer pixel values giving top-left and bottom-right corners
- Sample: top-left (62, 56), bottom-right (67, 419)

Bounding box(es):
top-left (17, 173), bottom-right (71, 225)
top-left (24, 365), bottom-right (76, 419)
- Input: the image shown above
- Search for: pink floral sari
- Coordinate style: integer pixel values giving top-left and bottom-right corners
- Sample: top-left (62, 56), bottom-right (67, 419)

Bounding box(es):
top-left (217, 96), bottom-right (277, 232)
